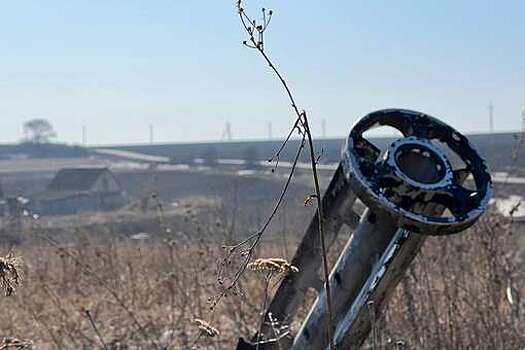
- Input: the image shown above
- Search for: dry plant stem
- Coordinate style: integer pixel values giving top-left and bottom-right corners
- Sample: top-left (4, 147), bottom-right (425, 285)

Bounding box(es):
top-left (238, 8), bottom-right (305, 133)
top-left (189, 331), bottom-right (204, 349)
top-left (22, 299), bottom-right (64, 349)
top-left (0, 252), bottom-right (22, 296)
top-left (3, 211), bottom-right (522, 348)
top-left (84, 309), bottom-right (109, 350)
top-left (40, 284), bottom-right (84, 347)
top-left (302, 113), bottom-right (335, 349)
top-left (24, 216), bottom-right (148, 340)
top-left (236, 2), bottom-right (335, 348)
top-left (268, 313), bottom-right (285, 350)
top-left (269, 117), bottom-right (301, 166)
top-left (220, 134), bottom-right (306, 291)
top-left (367, 301), bottom-right (378, 350)
top-left (256, 272), bottom-right (273, 350)
top-left (39, 234), bottom-right (160, 350)
top-left (207, 134), bottom-right (305, 346)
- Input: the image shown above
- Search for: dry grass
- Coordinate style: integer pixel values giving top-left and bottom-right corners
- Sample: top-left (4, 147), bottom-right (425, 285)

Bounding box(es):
top-left (377, 213), bottom-right (525, 349)
top-left (247, 258), bottom-right (298, 274)
top-left (0, 210), bottom-right (523, 349)
top-left (0, 252), bottom-right (23, 297)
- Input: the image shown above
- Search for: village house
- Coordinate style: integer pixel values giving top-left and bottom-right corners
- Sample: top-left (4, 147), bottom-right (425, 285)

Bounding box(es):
top-left (31, 168), bottom-right (126, 215)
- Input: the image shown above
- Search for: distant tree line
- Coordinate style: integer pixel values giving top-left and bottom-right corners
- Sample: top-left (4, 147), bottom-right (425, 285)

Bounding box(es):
top-left (23, 118), bottom-right (56, 144)
top-left (0, 118), bottom-right (88, 159)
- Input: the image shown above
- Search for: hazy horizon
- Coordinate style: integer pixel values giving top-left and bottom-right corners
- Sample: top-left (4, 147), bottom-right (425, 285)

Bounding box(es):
top-left (1, 1), bottom-right (524, 145)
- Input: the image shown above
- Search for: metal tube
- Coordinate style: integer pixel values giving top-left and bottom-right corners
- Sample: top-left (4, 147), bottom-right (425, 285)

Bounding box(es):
top-left (330, 229), bottom-right (425, 349)
top-left (292, 162), bottom-right (466, 350)
top-left (327, 173), bottom-right (468, 349)
top-left (237, 164), bottom-right (360, 349)
top-left (291, 210), bottom-right (399, 350)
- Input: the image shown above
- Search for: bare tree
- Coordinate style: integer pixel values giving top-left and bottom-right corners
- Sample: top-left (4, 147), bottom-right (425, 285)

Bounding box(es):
top-left (23, 118), bottom-right (56, 144)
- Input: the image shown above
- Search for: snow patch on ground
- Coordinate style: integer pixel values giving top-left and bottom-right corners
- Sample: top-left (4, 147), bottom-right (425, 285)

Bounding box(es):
top-left (492, 195), bottom-right (525, 218)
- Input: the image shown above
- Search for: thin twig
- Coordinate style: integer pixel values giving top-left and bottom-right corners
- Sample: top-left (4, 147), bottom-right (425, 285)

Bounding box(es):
top-left (214, 133), bottom-right (306, 307)
top-left (84, 309), bottom-right (109, 350)
top-left (235, 2), bottom-right (335, 348)
top-left (302, 112), bottom-right (335, 348)
top-left (256, 271), bottom-right (273, 349)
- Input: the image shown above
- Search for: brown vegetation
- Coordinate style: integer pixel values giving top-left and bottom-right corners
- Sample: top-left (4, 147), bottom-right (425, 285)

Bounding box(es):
top-left (0, 209), bottom-right (522, 349)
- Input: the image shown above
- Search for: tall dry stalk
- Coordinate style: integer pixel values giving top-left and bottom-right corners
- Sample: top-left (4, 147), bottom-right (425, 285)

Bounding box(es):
top-left (230, 1), bottom-right (336, 347)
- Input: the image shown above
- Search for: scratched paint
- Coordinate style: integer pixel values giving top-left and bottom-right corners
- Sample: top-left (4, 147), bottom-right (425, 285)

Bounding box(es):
top-left (342, 109), bottom-right (492, 236)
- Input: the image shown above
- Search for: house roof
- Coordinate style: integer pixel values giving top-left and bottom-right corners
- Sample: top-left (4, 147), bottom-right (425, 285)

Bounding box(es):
top-left (47, 168), bottom-right (110, 192)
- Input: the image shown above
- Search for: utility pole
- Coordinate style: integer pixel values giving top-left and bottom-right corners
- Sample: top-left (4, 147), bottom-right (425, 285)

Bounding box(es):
top-left (322, 118), bottom-right (327, 138)
top-left (226, 122), bottom-right (232, 141)
top-left (268, 122), bottom-right (273, 139)
top-left (82, 126), bottom-right (87, 146)
top-left (488, 101), bottom-right (494, 133)
top-left (149, 124), bottom-right (154, 144)
top-left (522, 108), bottom-right (525, 135)
top-left (222, 121), bottom-right (233, 141)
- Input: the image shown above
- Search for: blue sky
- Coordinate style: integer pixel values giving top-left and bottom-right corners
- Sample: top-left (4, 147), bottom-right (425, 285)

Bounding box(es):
top-left (0, 1), bottom-right (523, 145)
